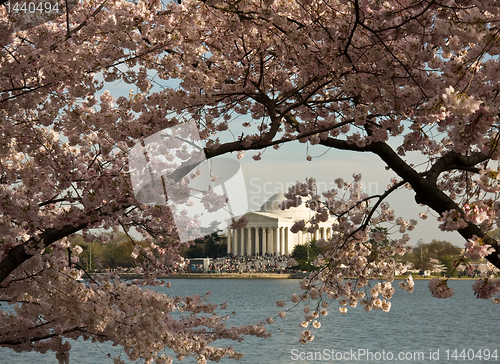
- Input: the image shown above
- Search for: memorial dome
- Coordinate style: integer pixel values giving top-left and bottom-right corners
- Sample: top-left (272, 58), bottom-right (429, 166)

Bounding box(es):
top-left (259, 192), bottom-right (311, 220)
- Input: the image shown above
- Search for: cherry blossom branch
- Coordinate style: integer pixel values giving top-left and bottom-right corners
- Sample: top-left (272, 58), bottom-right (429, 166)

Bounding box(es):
top-left (347, 180), bottom-right (407, 239)
top-left (361, 0), bottom-right (436, 34)
top-left (366, 141), bottom-right (500, 268)
top-left (0, 326), bottom-right (88, 346)
top-left (49, 0), bottom-right (110, 52)
top-left (0, 223), bottom-right (88, 284)
top-left (205, 115), bottom-right (363, 157)
top-left (425, 151), bottom-right (490, 183)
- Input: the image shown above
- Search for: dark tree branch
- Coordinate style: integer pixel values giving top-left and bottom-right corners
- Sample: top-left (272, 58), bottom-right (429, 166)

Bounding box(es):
top-left (425, 151), bottom-right (489, 183)
top-left (205, 116), bottom-right (367, 159)
top-left (340, 180), bottom-right (407, 247)
top-left (0, 326), bottom-right (88, 346)
top-left (0, 222), bottom-right (88, 284)
top-left (364, 141), bottom-right (500, 268)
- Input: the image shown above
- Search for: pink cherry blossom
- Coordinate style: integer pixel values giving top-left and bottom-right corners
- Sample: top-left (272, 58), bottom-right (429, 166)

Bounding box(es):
top-left (464, 237), bottom-right (496, 260)
top-left (472, 278), bottom-right (500, 299)
top-left (3, 0), bottom-right (500, 357)
top-left (428, 278), bottom-right (455, 299)
top-left (438, 210), bottom-right (468, 231)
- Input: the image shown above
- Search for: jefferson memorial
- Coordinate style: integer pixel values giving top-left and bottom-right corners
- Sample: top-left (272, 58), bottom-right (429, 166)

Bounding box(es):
top-left (227, 192), bottom-right (336, 256)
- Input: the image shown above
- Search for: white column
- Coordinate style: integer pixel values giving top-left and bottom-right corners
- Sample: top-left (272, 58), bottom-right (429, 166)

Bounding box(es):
top-left (281, 227), bottom-right (285, 255)
top-left (227, 227), bottom-right (232, 255)
top-left (276, 227), bottom-right (280, 255)
top-left (285, 227), bottom-right (289, 255)
top-left (239, 229), bottom-right (244, 256)
top-left (264, 227), bottom-right (270, 254)
top-left (243, 229), bottom-right (247, 254)
top-left (255, 227), bottom-right (260, 256)
top-left (249, 227), bottom-right (254, 255)
top-left (274, 227), bottom-right (278, 254)
top-left (243, 227), bottom-right (248, 255)
top-left (248, 227), bottom-right (253, 255)
top-left (267, 227), bottom-right (272, 254)
top-left (232, 228), bottom-right (237, 255)
top-left (278, 227), bottom-right (283, 255)
top-left (270, 227), bottom-right (275, 255)
top-left (248, 227), bottom-right (252, 256)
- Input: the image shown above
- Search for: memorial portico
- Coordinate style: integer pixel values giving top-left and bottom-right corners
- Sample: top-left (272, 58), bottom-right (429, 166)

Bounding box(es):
top-left (227, 192), bottom-right (336, 256)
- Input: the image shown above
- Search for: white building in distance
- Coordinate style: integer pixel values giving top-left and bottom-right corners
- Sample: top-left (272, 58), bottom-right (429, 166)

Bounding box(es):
top-left (227, 192), bottom-right (336, 256)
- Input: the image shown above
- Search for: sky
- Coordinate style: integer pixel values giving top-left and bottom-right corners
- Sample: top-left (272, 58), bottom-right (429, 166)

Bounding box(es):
top-left (235, 140), bottom-right (464, 247)
top-left (99, 71), bottom-right (467, 248)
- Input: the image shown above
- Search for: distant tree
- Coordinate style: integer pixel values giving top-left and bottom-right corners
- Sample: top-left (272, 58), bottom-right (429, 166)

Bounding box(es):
top-left (101, 239), bottom-right (135, 269)
top-left (183, 242), bottom-right (205, 259)
top-left (427, 240), bottom-right (463, 261)
top-left (429, 258), bottom-right (446, 275)
top-left (440, 255), bottom-right (458, 277)
top-left (404, 239), bottom-right (427, 269)
top-left (183, 231), bottom-right (227, 259)
top-left (292, 239), bottom-right (320, 271)
top-left (367, 227), bottom-right (390, 263)
top-left (69, 233), bottom-right (136, 270)
top-left (204, 232), bottom-right (227, 258)
top-left (405, 239), bottom-right (462, 273)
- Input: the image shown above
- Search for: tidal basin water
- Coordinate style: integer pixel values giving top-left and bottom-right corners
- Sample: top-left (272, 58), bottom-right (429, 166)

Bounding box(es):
top-left (1, 279), bottom-right (499, 363)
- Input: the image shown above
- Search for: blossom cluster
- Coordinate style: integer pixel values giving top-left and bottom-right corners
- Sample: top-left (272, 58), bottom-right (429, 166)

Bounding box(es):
top-left (472, 278), bottom-right (500, 299)
top-left (464, 237), bottom-right (496, 260)
top-left (399, 275), bottom-right (415, 293)
top-left (463, 202), bottom-right (494, 225)
top-left (478, 168), bottom-right (500, 193)
top-left (0, 238), bottom-right (271, 364)
top-left (438, 209), bottom-right (468, 231)
top-left (428, 278), bottom-right (455, 299)
top-left (276, 176), bottom-right (412, 342)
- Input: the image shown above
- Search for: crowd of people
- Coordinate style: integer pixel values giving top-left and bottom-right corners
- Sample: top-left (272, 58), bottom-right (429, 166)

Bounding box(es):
top-left (186, 254), bottom-right (295, 274)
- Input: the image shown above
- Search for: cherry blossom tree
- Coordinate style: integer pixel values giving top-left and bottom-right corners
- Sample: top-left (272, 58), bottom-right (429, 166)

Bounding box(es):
top-left (2, 0), bottom-right (500, 359)
top-left (0, 0), bottom-right (276, 362)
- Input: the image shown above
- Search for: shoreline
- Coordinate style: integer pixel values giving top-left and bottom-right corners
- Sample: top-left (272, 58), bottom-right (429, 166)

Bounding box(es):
top-left (113, 272), bottom-right (300, 279)
top-left (111, 272), bottom-right (480, 280)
